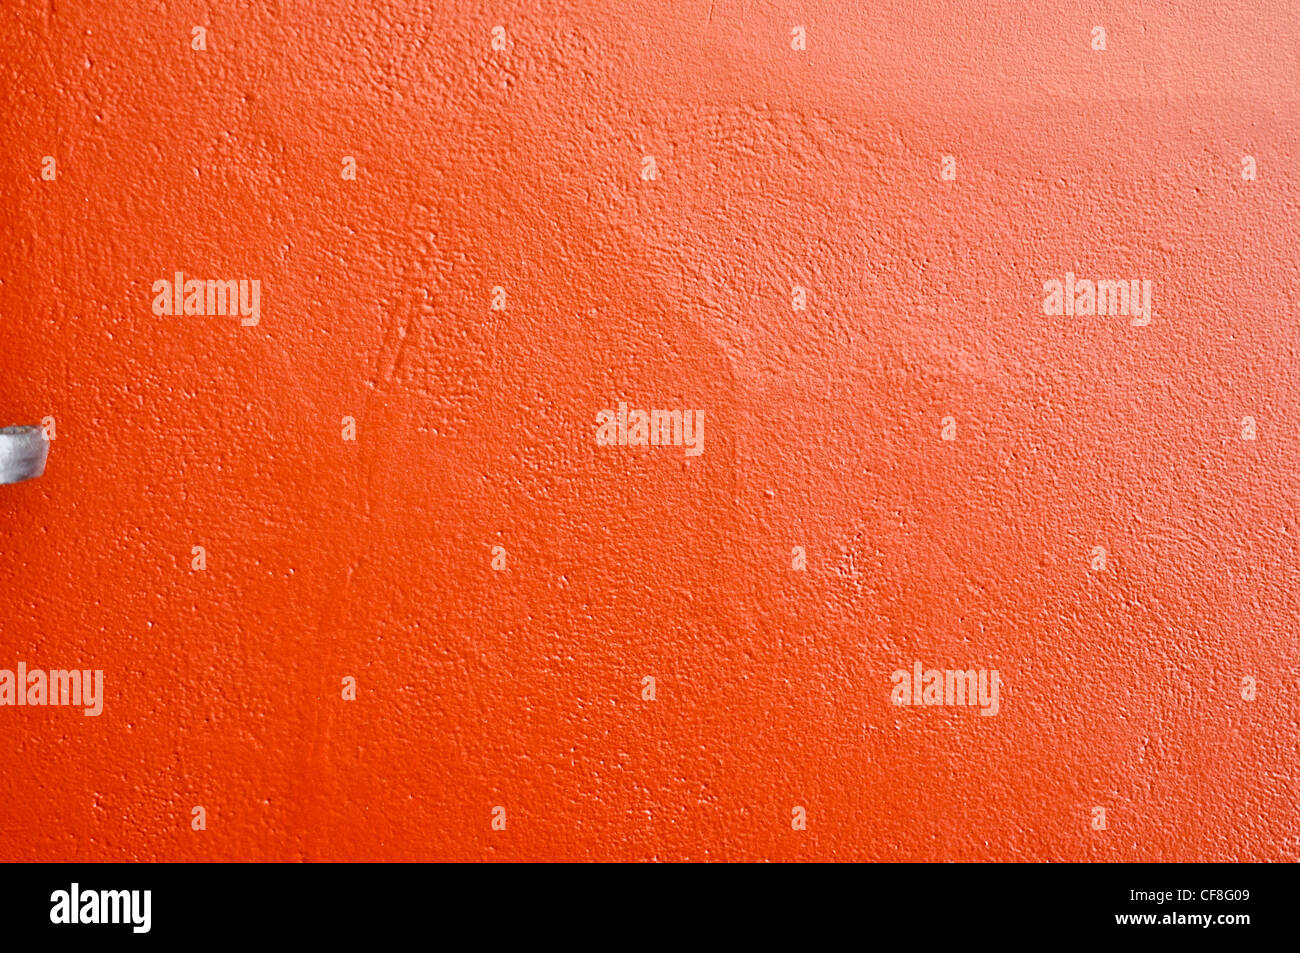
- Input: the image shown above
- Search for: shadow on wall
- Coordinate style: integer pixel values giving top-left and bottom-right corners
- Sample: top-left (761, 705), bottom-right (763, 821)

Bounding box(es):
top-left (285, 126), bottom-right (753, 855)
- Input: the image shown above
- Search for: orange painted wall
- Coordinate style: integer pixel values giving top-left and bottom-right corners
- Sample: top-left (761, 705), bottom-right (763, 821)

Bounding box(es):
top-left (2, 1), bottom-right (1298, 861)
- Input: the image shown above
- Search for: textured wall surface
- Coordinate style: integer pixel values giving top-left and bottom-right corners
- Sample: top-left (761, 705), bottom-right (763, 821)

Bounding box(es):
top-left (2, 0), bottom-right (1298, 861)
